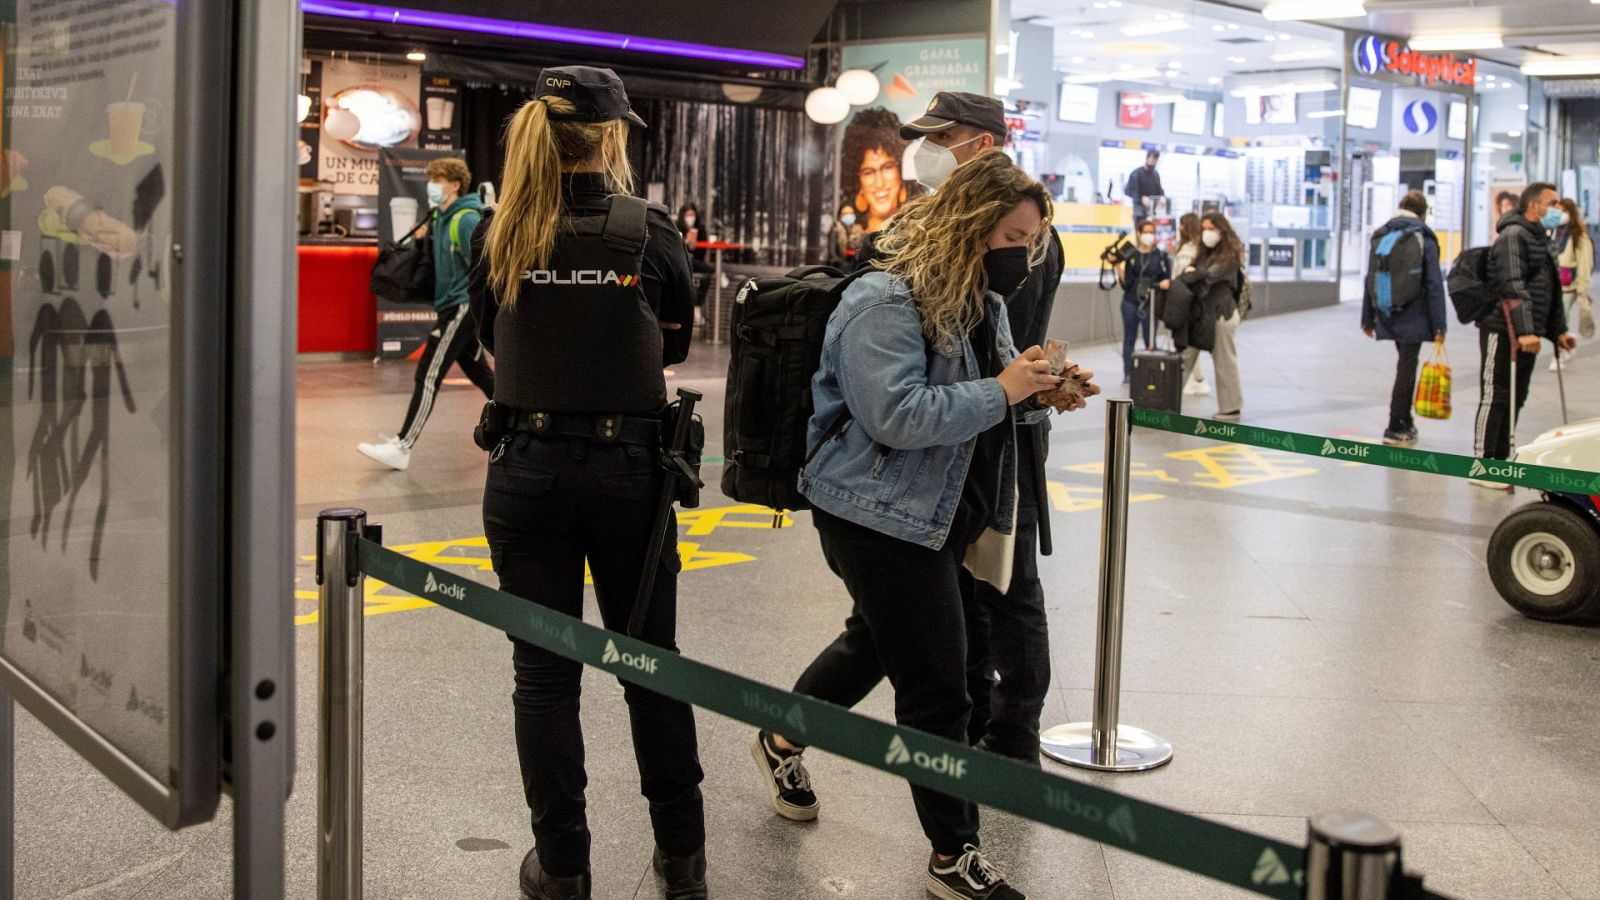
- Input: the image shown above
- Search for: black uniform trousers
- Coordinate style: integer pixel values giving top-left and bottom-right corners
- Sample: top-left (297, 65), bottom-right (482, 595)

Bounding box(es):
top-left (398, 304), bottom-right (494, 450)
top-left (1388, 341), bottom-right (1422, 434)
top-left (799, 508), bottom-right (979, 856)
top-left (1473, 329), bottom-right (1538, 461)
top-left (483, 434), bottom-right (705, 877)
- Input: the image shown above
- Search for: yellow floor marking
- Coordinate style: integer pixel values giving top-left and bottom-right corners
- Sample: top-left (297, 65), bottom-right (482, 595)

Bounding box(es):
top-left (677, 504), bottom-right (794, 535)
top-left (1164, 445), bottom-right (1319, 490)
top-left (1045, 481), bottom-right (1163, 512)
top-left (294, 538), bottom-right (757, 627)
top-left (1065, 461), bottom-right (1182, 483)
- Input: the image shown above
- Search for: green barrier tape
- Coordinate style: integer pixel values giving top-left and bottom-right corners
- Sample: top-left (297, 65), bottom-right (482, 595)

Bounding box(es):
top-left (1131, 408), bottom-right (1600, 494)
top-left (357, 538), bottom-right (1310, 898)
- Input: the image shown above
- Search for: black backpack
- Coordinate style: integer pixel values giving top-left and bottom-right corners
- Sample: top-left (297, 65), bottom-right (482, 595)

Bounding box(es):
top-left (721, 265), bottom-right (864, 511)
top-left (1447, 245), bottom-right (1494, 324)
top-left (1367, 222), bottom-right (1426, 318)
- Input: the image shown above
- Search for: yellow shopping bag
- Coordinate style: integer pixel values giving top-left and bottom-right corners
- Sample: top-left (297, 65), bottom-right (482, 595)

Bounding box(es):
top-left (1414, 340), bottom-right (1451, 420)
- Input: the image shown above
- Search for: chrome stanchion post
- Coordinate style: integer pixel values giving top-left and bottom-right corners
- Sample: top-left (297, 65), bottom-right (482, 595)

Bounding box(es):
top-left (1040, 399), bottom-right (1173, 771)
top-left (317, 509), bottom-right (367, 900)
top-left (1305, 811), bottom-right (1404, 899)
top-left (1, 682), bottom-right (12, 900)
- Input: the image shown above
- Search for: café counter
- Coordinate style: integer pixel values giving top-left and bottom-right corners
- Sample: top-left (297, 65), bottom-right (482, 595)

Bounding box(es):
top-left (298, 237), bottom-right (378, 353)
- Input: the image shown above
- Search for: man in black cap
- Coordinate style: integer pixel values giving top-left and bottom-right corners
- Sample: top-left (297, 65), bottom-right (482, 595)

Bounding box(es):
top-left (789, 91), bottom-right (1064, 763)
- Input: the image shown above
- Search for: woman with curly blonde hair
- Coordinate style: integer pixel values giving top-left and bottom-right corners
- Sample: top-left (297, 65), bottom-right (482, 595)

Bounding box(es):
top-left (750, 151), bottom-right (1099, 900)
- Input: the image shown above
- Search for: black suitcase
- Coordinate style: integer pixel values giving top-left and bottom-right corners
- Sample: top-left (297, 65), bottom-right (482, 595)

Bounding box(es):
top-left (1130, 287), bottom-right (1182, 412)
top-left (1131, 348), bottom-right (1183, 412)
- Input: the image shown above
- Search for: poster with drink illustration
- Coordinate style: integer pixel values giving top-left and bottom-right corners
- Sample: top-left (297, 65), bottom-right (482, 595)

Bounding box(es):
top-left (837, 38), bottom-right (988, 233)
top-left (2, 0), bottom-right (179, 782)
top-left (317, 57), bottom-right (423, 197)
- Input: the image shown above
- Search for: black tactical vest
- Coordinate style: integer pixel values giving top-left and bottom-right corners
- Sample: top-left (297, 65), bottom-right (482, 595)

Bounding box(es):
top-left (492, 195), bottom-right (667, 414)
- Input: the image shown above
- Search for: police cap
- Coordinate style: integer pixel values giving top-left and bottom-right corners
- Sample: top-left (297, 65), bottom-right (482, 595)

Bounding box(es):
top-left (535, 65), bottom-right (648, 129)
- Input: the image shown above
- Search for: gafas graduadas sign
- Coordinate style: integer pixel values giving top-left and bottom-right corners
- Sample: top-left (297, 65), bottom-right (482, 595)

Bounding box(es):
top-left (1352, 34), bottom-right (1477, 90)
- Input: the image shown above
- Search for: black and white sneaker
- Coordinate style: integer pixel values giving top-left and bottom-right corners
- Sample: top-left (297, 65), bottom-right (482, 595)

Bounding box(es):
top-left (926, 845), bottom-right (1025, 900)
top-left (751, 730), bottom-right (819, 821)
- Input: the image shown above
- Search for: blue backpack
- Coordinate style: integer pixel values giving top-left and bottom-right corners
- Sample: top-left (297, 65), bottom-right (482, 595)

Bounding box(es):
top-left (1368, 222), bottom-right (1426, 318)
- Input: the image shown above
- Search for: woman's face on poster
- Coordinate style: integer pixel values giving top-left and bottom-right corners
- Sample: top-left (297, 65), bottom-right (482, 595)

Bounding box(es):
top-left (858, 146), bottom-right (903, 226)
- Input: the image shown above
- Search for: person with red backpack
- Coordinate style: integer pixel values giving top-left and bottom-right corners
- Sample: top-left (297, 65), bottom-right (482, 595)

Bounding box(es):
top-left (1361, 190), bottom-right (1448, 447)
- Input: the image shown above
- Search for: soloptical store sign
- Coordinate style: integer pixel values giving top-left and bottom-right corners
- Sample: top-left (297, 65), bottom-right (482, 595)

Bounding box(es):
top-left (1350, 34), bottom-right (1477, 94)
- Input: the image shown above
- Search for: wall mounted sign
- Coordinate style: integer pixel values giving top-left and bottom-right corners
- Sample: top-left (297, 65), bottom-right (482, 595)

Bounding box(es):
top-left (1349, 34), bottom-right (1476, 93)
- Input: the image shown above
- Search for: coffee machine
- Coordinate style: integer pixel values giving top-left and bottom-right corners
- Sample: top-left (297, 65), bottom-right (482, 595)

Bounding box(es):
top-left (298, 181), bottom-right (335, 235)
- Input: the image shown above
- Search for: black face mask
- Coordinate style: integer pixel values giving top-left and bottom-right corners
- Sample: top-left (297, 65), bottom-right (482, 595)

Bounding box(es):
top-left (982, 246), bottom-right (1031, 297)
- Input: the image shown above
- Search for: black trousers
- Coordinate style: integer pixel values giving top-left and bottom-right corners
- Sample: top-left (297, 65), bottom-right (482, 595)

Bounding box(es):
top-left (398, 304), bottom-right (494, 450)
top-left (1473, 329), bottom-right (1537, 460)
top-left (793, 520), bottom-right (1050, 763)
top-left (796, 508), bottom-right (980, 856)
top-left (483, 434), bottom-right (705, 877)
top-left (1388, 341), bottom-right (1422, 433)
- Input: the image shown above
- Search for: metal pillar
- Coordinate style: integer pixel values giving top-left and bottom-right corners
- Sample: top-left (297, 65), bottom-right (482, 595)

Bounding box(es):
top-left (1305, 811), bottom-right (1404, 899)
top-left (318, 509), bottom-right (367, 900)
top-left (1, 685), bottom-right (12, 900)
top-left (1040, 399), bottom-right (1173, 771)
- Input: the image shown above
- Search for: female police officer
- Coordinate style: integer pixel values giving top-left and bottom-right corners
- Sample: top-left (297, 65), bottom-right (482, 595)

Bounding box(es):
top-left (468, 66), bottom-right (705, 900)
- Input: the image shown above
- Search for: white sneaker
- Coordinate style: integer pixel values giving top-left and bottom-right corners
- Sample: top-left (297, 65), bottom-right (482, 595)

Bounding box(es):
top-left (357, 436), bottom-right (411, 471)
top-left (1551, 350), bottom-right (1573, 371)
top-left (1469, 478), bottom-right (1512, 491)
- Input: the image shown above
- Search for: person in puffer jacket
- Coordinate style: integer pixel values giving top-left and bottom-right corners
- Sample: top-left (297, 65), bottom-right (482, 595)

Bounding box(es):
top-left (1471, 182), bottom-right (1576, 476)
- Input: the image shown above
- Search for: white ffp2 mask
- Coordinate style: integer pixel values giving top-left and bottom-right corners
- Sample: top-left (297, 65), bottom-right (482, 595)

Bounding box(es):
top-left (913, 134), bottom-right (983, 188)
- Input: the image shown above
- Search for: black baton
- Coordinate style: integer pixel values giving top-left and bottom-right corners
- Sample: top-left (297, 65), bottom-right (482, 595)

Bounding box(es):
top-left (627, 387), bottom-right (703, 637)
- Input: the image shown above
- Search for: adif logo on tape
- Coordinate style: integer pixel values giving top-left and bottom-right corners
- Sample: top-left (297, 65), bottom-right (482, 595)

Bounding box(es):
top-left (1252, 848), bottom-right (1301, 886)
top-left (1044, 784), bottom-right (1139, 844)
top-left (423, 571), bottom-right (466, 601)
top-left (521, 269), bottom-right (640, 287)
top-left (1319, 439), bottom-right (1370, 459)
top-left (1469, 459), bottom-right (1525, 480)
top-left (602, 639), bottom-right (659, 674)
top-left (884, 735), bottom-right (968, 779)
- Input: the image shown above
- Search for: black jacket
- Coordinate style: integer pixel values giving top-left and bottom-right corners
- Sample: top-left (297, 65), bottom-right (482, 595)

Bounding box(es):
top-left (1167, 249), bottom-right (1240, 352)
top-left (1360, 213), bottom-right (1449, 344)
top-left (1483, 210), bottom-right (1568, 340)
top-left (470, 173), bottom-right (696, 368)
top-left (1124, 165), bottom-right (1164, 203)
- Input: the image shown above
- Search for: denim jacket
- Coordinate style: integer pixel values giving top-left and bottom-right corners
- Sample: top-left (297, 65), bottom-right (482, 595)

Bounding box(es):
top-left (799, 270), bottom-right (1044, 550)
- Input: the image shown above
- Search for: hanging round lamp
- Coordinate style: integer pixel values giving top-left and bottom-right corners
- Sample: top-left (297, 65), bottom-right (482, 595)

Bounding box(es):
top-left (836, 69), bottom-right (881, 106)
top-left (804, 87), bottom-right (851, 125)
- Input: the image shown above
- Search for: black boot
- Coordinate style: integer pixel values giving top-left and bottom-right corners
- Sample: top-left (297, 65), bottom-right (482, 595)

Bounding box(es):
top-left (653, 846), bottom-right (709, 899)
top-left (520, 848), bottom-right (591, 900)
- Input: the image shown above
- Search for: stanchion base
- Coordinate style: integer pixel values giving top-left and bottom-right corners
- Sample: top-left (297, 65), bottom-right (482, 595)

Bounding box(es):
top-left (1039, 722), bottom-right (1173, 772)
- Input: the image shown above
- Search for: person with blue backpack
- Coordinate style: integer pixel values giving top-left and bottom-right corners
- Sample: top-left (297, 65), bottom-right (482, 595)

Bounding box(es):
top-left (1361, 190), bottom-right (1448, 446)
top-left (358, 156), bottom-right (495, 470)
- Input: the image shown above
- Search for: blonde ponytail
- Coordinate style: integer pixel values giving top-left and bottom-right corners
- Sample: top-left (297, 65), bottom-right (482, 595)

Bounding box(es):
top-left (485, 96), bottom-right (637, 308)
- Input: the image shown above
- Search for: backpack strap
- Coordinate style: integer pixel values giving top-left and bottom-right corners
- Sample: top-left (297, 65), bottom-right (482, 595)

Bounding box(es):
top-left (446, 208), bottom-right (471, 256)
top-left (601, 194), bottom-right (650, 255)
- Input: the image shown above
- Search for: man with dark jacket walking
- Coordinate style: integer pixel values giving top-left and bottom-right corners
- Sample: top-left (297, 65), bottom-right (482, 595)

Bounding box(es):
top-left (1124, 150), bottom-right (1164, 226)
top-left (1473, 181), bottom-right (1577, 485)
top-left (358, 157), bottom-right (494, 471)
top-left (1362, 190), bottom-right (1448, 446)
top-left (793, 92), bottom-right (1064, 763)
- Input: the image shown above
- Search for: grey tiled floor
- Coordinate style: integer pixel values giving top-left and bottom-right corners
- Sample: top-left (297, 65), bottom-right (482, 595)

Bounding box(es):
top-left (12, 300), bottom-right (1600, 898)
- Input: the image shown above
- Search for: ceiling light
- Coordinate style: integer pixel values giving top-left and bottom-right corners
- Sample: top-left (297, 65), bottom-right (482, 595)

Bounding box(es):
top-left (1478, 141), bottom-right (1509, 151)
top-left (1308, 109), bottom-right (1346, 119)
top-left (804, 87), bottom-right (850, 124)
top-left (1409, 33), bottom-right (1503, 51)
top-left (1108, 0), bottom-right (1122, 5)
top-left (1507, 130), bottom-right (1523, 137)
top-left (405, 50), bottom-right (427, 61)
top-left (1227, 56), bottom-right (1247, 64)
top-left (1230, 80), bottom-right (1338, 97)
top-left (1486, 74), bottom-right (1497, 80)
top-left (1094, 1), bottom-right (1106, 7)
top-left (1122, 18), bottom-right (1188, 37)
top-left (1519, 103), bottom-right (1530, 110)
top-left (301, 0), bottom-right (807, 68)
top-left (1066, 68), bottom-right (1161, 84)
top-left (1071, 56), bottom-right (1087, 64)
top-left (1522, 58), bottom-right (1600, 76)
top-left (1208, 76), bottom-right (1222, 84)
top-left (1213, 25), bottom-right (1227, 32)
top-left (835, 68), bottom-right (881, 105)
top-left (1263, 35), bottom-right (1278, 42)
top-left (1271, 48), bottom-right (1333, 63)
top-left (1228, 24), bottom-right (1240, 30)
top-left (1263, 0), bottom-right (1366, 20)
top-left (1277, 33), bottom-right (1293, 40)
